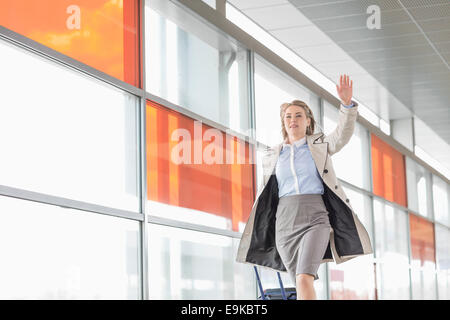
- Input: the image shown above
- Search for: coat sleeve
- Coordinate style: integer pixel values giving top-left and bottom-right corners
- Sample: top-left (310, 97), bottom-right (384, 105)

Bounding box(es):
top-left (323, 100), bottom-right (359, 156)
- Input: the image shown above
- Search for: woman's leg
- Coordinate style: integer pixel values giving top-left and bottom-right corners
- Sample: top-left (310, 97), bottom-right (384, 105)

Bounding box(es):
top-left (296, 273), bottom-right (316, 300)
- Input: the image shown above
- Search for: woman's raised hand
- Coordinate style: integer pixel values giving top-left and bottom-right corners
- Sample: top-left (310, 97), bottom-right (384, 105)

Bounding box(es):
top-left (336, 74), bottom-right (353, 106)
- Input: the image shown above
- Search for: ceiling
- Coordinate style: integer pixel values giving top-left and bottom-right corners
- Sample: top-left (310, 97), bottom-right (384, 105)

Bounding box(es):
top-left (228, 0), bottom-right (450, 171)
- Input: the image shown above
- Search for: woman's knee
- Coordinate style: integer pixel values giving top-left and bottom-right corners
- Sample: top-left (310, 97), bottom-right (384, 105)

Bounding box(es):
top-left (296, 273), bottom-right (314, 286)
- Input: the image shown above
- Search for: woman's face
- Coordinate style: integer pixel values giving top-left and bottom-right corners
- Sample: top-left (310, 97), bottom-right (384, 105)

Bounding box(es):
top-left (284, 105), bottom-right (311, 138)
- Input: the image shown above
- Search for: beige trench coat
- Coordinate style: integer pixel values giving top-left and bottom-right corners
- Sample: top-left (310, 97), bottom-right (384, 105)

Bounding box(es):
top-left (236, 100), bottom-right (373, 273)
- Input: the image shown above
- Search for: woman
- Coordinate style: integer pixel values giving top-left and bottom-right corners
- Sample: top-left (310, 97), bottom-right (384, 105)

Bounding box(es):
top-left (236, 75), bottom-right (373, 300)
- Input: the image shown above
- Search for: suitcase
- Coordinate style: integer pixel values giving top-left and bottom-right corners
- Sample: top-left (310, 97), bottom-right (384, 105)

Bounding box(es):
top-left (254, 266), bottom-right (297, 300)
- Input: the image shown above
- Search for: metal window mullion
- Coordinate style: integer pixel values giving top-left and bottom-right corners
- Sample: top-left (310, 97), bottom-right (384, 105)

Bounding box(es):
top-left (247, 49), bottom-right (258, 214)
top-left (147, 215), bottom-right (242, 239)
top-left (0, 184), bottom-right (144, 222)
top-left (319, 97), bottom-right (324, 133)
top-left (319, 95), bottom-right (332, 299)
top-left (138, 0), bottom-right (149, 301)
top-left (367, 132), bottom-right (379, 299)
top-left (248, 50), bottom-right (256, 141)
top-left (324, 261), bottom-right (330, 300)
top-left (138, 95), bottom-right (149, 301)
top-left (247, 49), bottom-right (259, 300)
top-left (370, 193), bottom-right (379, 294)
top-left (429, 174), bottom-right (439, 299)
top-left (406, 210), bottom-right (413, 300)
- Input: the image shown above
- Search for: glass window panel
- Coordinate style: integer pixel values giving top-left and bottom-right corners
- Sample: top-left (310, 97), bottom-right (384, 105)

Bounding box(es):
top-left (145, 0), bottom-right (250, 135)
top-left (147, 223), bottom-right (255, 299)
top-left (437, 269), bottom-right (450, 300)
top-left (409, 214), bottom-right (436, 265)
top-left (146, 101), bottom-right (255, 233)
top-left (371, 134), bottom-right (408, 207)
top-left (435, 225), bottom-right (450, 299)
top-left (432, 174), bottom-right (450, 227)
top-left (0, 0), bottom-right (140, 86)
top-left (0, 38), bottom-right (139, 212)
top-left (329, 255), bottom-right (375, 300)
top-left (406, 157), bottom-right (433, 219)
top-left (254, 54), bottom-right (320, 147)
top-left (323, 101), bottom-right (371, 190)
top-left (341, 186), bottom-right (374, 248)
top-left (413, 116), bottom-right (450, 182)
top-left (329, 187), bottom-right (375, 299)
top-left (373, 199), bottom-right (410, 299)
top-left (0, 195), bottom-right (139, 299)
top-left (409, 214), bottom-right (437, 299)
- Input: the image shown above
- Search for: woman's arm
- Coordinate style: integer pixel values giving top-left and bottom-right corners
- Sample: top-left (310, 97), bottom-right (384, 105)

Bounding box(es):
top-left (323, 74), bottom-right (359, 155)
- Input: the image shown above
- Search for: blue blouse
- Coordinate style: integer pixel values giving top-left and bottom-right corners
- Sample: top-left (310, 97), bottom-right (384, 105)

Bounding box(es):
top-left (275, 136), bottom-right (324, 197)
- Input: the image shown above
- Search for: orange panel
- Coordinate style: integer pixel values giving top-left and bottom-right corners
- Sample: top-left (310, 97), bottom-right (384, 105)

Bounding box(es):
top-left (371, 134), bottom-right (407, 207)
top-left (146, 100), bottom-right (255, 232)
top-left (0, 0), bottom-right (140, 86)
top-left (409, 214), bottom-right (436, 265)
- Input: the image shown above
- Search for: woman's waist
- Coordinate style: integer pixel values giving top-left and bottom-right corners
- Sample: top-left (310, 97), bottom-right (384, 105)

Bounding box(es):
top-left (277, 193), bottom-right (324, 206)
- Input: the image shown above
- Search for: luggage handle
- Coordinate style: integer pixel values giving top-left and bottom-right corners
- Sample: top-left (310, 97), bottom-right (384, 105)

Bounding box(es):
top-left (254, 266), bottom-right (287, 300)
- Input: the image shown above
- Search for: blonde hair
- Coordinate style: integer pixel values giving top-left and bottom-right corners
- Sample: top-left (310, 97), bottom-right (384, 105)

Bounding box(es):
top-left (280, 100), bottom-right (317, 142)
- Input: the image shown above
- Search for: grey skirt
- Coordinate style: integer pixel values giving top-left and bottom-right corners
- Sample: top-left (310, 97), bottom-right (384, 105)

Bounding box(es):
top-left (275, 193), bottom-right (332, 283)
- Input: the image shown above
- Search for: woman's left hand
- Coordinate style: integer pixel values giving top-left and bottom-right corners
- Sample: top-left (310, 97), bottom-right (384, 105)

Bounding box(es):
top-left (336, 74), bottom-right (353, 106)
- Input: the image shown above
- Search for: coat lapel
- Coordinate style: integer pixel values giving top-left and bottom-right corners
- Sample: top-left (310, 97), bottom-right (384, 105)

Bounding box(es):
top-left (307, 134), bottom-right (328, 178)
